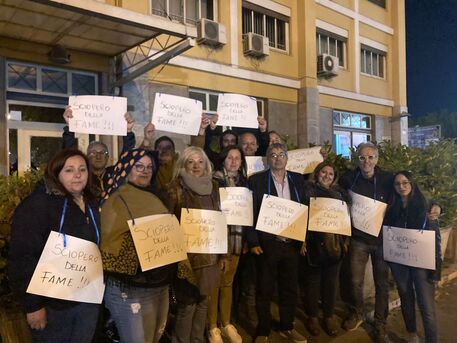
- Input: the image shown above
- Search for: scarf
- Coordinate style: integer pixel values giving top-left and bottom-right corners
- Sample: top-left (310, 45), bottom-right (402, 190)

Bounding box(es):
top-left (179, 170), bottom-right (213, 195)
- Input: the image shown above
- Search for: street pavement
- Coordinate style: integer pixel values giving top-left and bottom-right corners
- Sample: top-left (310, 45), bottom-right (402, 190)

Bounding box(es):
top-left (235, 270), bottom-right (457, 342)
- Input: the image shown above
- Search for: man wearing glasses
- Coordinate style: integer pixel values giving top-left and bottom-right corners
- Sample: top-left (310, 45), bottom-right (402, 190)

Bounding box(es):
top-left (339, 142), bottom-right (394, 343)
top-left (247, 143), bottom-right (308, 343)
top-left (62, 107), bottom-right (136, 196)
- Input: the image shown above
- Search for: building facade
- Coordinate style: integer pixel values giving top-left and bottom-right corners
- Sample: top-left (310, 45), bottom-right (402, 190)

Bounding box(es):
top-left (0, 0), bottom-right (407, 175)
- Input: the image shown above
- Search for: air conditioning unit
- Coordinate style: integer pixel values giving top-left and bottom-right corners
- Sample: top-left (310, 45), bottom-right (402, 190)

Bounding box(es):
top-left (317, 54), bottom-right (339, 77)
top-left (197, 19), bottom-right (227, 47)
top-left (243, 32), bottom-right (269, 57)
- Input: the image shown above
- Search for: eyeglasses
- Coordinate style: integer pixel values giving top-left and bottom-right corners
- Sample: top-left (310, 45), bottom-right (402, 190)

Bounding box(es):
top-left (133, 164), bottom-right (154, 173)
top-left (269, 153), bottom-right (287, 159)
top-left (358, 155), bottom-right (376, 162)
top-left (394, 181), bottom-right (411, 187)
top-left (88, 151), bottom-right (109, 157)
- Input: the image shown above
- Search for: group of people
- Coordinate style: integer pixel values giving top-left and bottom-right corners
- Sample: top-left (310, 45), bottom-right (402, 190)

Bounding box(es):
top-left (7, 109), bottom-right (442, 343)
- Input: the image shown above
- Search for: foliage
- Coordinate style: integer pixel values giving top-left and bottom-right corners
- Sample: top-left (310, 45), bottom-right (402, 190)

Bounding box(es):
top-left (0, 169), bottom-right (43, 296)
top-left (376, 140), bottom-right (457, 227)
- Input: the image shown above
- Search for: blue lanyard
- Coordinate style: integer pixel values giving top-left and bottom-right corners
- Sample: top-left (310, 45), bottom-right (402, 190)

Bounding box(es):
top-left (351, 171), bottom-right (377, 202)
top-left (267, 170), bottom-right (300, 203)
top-left (59, 198), bottom-right (100, 247)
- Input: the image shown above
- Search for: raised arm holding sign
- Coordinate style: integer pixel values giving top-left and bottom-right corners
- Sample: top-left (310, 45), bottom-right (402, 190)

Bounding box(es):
top-left (216, 93), bottom-right (259, 128)
top-left (152, 93), bottom-right (202, 135)
top-left (69, 95), bottom-right (127, 135)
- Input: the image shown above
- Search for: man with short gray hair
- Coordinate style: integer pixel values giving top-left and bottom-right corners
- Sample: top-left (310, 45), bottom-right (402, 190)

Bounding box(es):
top-left (247, 143), bottom-right (308, 343)
top-left (339, 142), bottom-right (394, 343)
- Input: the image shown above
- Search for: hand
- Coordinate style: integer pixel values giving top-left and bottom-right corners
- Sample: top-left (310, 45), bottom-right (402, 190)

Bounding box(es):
top-left (209, 113), bottom-right (219, 130)
top-left (198, 113), bottom-right (210, 135)
top-left (428, 204), bottom-right (441, 221)
top-left (143, 123), bottom-right (156, 147)
top-left (250, 246), bottom-right (263, 255)
top-left (125, 112), bottom-right (135, 132)
top-left (300, 243), bottom-right (307, 256)
top-left (219, 258), bottom-right (230, 272)
top-left (27, 308), bottom-right (47, 331)
top-left (63, 106), bottom-right (73, 125)
top-left (258, 116), bottom-right (267, 133)
top-left (320, 147), bottom-right (329, 160)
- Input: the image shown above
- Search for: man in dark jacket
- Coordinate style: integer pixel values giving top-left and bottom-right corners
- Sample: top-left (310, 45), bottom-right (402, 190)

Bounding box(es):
top-left (339, 142), bottom-right (393, 343)
top-left (247, 143), bottom-right (308, 343)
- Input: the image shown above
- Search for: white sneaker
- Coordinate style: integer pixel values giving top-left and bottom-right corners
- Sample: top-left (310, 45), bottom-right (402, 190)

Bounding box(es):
top-left (221, 324), bottom-right (243, 343)
top-left (208, 327), bottom-right (223, 343)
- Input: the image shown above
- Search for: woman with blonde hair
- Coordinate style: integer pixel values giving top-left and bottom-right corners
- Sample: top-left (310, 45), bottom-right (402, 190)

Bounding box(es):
top-left (164, 146), bottom-right (228, 343)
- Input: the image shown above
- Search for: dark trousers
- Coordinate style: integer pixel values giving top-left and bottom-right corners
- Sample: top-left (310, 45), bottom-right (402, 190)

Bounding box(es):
top-left (31, 303), bottom-right (99, 343)
top-left (304, 260), bottom-right (341, 318)
top-left (255, 240), bottom-right (299, 336)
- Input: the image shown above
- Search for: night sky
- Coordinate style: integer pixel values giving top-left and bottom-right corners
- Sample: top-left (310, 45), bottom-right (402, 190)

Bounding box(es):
top-left (406, 0), bottom-right (457, 117)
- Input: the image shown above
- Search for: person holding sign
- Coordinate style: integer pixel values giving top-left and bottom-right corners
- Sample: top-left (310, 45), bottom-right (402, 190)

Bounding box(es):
top-left (164, 146), bottom-right (228, 343)
top-left (247, 143), bottom-right (308, 343)
top-left (300, 161), bottom-right (350, 337)
top-left (339, 142), bottom-right (393, 341)
top-left (62, 106), bottom-right (136, 197)
top-left (8, 149), bottom-right (101, 342)
top-left (100, 149), bottom-right (176, 343)
top-left (207, 145), bottom-right (248, 343)
top-left (384, 171), bottom-right (441, 343)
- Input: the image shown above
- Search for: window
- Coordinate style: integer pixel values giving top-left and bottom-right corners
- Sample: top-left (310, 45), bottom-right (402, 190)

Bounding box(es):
top-left (368, 0), bottom-right (386, 8)
top-left (316, 30), bottom-right (346, 67)
top-left (333, 111), bottom-right (372, 159)
top-left (189, 88), bottom-right (265, 117)
top-left (7, 61), bottom-right (97, 97)
top-left (242, 3), bottom-right (289, 51)
top-left (151, 0), bottom-right (214, 25)
top-left (361, 45), bottom-right (385, 78)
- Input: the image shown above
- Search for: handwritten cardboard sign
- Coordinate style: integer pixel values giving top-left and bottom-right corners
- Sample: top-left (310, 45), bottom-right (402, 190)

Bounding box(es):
top-left (256, 195), bottom-right (308, 241)
top-left (69, 95), bottom-right (127, 136)
top-left (219, 187), bottom-right (253, 226)
top-left (308, 197), bottom-right (351, 236)
top-left (127, 214), bottom-right (187, 272)
top-left (27, 231), bottom-right (105, 304)
top-left (152, 93), bottom-right (202, 136)
top-left (246, 156), bottom-right (266, 176)
top-left (216, 93), bottom-right (258, 128)
top-left (286, 147), bottom-right (324, 174)
top-left (383, 226), bottom-right (435, 269)
top-left (180, 209), bottom-right (228, 254)
top-left (349, 191), bottom-right (387, 237)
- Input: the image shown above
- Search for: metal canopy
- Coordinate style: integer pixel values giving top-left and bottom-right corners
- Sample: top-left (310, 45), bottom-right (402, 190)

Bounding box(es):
top-left (0, 0), bottom-right (197, 86)
top-left (0, 0), bottom-right (196, 56)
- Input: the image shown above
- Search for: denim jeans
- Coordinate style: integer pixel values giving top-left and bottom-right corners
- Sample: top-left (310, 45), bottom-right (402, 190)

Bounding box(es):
top-left (31, 303), bottom-right (99, 343)
top-left (390, 263), bottom-right (437, 343)
top-left (104, 283), bottom-right (169, 343)
top-left (348, 239), bottom-right (389, 327)
top-left (172, 297), bottom-right (208, 343)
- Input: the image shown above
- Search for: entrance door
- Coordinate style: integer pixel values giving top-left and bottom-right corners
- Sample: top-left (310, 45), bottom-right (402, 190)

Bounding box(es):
top-left (7, 102), bottom-right (89, 175)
